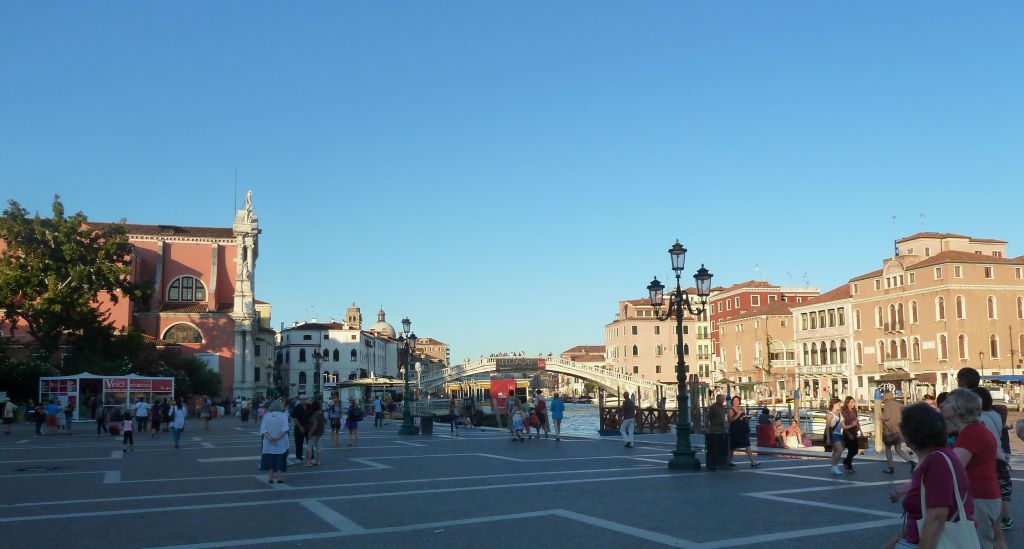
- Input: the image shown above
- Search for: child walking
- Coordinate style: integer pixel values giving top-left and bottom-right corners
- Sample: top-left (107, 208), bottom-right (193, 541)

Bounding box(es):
top-left (122, 412), bottom-right (134, 453)
top-left (511, 400), bottom-right (525, 442)
top-left (449, 399), bottom-right (459, 437)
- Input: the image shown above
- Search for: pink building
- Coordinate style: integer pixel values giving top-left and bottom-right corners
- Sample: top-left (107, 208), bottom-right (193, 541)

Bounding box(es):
top-left (3, 197), bottom-right (262, 399)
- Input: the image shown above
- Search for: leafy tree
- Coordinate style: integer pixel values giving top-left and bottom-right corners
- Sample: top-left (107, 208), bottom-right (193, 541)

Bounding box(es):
top-left (0, 196), bottom-right (150, 358)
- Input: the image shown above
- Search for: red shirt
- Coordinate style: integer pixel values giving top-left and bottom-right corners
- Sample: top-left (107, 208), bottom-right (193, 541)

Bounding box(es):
top-left (954, 422), bottom-right (1000, 499)
top-left (901, 448), bottom-right (974, 544)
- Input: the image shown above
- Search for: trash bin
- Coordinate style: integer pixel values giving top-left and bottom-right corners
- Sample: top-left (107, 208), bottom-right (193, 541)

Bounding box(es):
top-left (704, 432), bottom-right (730, 471)
top-left (419, 415), bottom-right (433, 435)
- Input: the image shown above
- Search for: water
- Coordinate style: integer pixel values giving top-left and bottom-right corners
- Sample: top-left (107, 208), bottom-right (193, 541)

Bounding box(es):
top-left (555, 403), bottom-right (600, 437)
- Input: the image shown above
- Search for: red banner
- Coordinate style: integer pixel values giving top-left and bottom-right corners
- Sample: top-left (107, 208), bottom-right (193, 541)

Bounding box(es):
top-left (490, 378), bottom-right (517, 409)
top-left (152, 380), bottom-right (172, 392)
top-left (40, 380), bottom-right (50, 392)
top-left (538, 359), bottom-right (546, 370)
top-left (130, 379), bottom-right (153, 391)
top-left (104, 378), bottom-right (128, 392)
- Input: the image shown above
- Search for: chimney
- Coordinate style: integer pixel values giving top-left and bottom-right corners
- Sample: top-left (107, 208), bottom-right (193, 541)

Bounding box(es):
top-left (311, 317), bottom-right (318, 324)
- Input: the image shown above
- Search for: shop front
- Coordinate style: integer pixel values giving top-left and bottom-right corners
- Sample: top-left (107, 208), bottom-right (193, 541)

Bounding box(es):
top-left (39, 373), bottom-right (175, 421)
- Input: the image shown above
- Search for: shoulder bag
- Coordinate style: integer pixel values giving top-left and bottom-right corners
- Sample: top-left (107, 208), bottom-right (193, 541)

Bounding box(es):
top-left (918, 451), bottom-right (980, 549)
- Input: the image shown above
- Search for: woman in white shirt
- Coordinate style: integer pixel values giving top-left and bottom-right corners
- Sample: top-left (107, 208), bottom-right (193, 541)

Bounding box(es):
top-left (259, 400), bottom-right (290, 484)
top-left (169, 398), bottom-right (188, 449)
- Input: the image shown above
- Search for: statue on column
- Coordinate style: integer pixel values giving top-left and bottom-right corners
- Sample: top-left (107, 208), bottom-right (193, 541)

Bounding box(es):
top-left (243, 190), bottom-right (254, 223)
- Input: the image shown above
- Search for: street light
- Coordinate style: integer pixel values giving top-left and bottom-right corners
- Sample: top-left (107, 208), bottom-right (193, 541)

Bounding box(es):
top-left (398, 318), bottom-right (419, 435)
top-left (647, 240), bottom-right (713, 471)
top-left (312, 345), bottom-right (322, 401)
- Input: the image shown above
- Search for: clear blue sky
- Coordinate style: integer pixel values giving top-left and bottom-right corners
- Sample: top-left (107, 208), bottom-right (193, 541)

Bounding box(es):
top-left (2, 2), bottom-right (1021, 363)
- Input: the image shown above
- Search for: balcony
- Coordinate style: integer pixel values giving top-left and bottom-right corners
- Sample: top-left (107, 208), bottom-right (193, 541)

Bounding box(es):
top-left (733, 360), bottom-right (743, 371)
top-left (796, 363), bottom-right (850, 376)
top-left (883, 359), bottom-right (909, 371)
top-left (883, 321), bottom-right (905, 334)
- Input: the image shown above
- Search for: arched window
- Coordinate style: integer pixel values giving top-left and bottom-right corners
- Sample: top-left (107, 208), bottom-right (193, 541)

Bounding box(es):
top-left (829, 341), bottom-right (838, 364)
top-left (631, 345), bottom-right (639, 357)
top-left (162, 323), bottom-right (203, 344)
top-left (912, 338), bottom-right (921, 362)
top-left (299, 349), bottom-right (306, 362)
top-left (910, 301), bottom-right (919, 324)
top-left (1018, 297), bottom-right (1024, 320)
top-left (899, 339), bottom-right (907, 359)
top-left (333, 370), bottom-right (340, 383)
top-left (684, 343), bottom-right (690, 356)
top-left (888, 304), bottom-right (897, 326)
top-left (855, 342), bottom-right (863, 365)
top-left (350, 349), bottom-right (357, 361)
top-left (890, 340), bottom-right (898, 360)
top-left (990, 334), bottom-right (1000, 358)
top-left (854, 310), bottom-right (861, 330)
top-left (897, 303), bottom-right (904, 326)
top-left (654, 344), bottom-right (662, 357)
top-left (803, 343), bottom-right (810, 365)
top-left (839, 340), bottom-right (848, 364)
top-left (877, 340), bottom-right (885, 363)
top-left (935, 297), bottom-right (945, 320)
top-left (167, 276), bottom-right (207, 302)
top-left (938, 335), bottom-right (948, 360)
top-left (810, 343), bottom-right (818, 365)
top-left (955, 296), bottom-right (966, 320)
top-left (819, 341), bottom-right (827, 365)
top-left (333, 349), bottom-right (340, 361)
top-left (958, 334), bottom-right (968, 360)
top-left (987, 296), bottom-right (997, 320)
top-left (875, 306), bottom-right (883, 328)
top-left (298, 372), bottom-right (306, 385)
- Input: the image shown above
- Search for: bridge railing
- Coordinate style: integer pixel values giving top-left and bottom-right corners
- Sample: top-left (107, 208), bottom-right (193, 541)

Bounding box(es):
top-left (422, 355), bottom-right (667, 391)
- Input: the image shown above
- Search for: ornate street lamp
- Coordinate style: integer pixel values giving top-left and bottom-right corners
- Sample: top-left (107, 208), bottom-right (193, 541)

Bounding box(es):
top-left (647, 240), bottom-right (713, 470)
top-left (398, 319), bottom-right (419, 435)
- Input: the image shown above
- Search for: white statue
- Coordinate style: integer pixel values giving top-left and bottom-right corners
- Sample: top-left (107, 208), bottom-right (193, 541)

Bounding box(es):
top-left (243, 190), bottom-right (253, 222)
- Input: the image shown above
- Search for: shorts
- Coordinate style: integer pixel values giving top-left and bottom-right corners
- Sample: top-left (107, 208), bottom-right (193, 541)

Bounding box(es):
top-left (345, 419), bottom-right (358, 431)
top-left (46, 416), bottom-right (57, 428)
top-left (997, 460), bottom-right (1012, 501)
top-left (123, 431), bottom-right (134, 445)
top-left (882, 431), bottom-right (902, 446)
top-left (830, 432), bottom-right (844, 445)
top-left (375, 412), bottom-right (384, 420)
top-left (308, 436), bottom-right (321, 454)
top-left (2, 418), bottom-right (12, 425)
top-left (260, 452), bottom-right (288, 472)
top-left (330, 418), bottom-right (341, 430)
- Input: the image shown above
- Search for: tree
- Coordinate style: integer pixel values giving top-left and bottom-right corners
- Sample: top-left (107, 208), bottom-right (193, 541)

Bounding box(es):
top-left (0, 196), bottom-right (150, 359)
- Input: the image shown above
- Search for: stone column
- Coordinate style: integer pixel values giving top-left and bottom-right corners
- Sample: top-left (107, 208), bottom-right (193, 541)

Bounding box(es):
top-left (235, 331), bottom-right (245, 383)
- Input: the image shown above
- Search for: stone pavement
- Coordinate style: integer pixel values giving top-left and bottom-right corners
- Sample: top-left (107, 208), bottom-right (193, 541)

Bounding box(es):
top-left (1, 419), bottom-right (1022, 548)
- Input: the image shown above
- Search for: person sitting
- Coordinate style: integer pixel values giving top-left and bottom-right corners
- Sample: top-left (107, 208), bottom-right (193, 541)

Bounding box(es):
top-left (756, 416), bottom-right (778, 447)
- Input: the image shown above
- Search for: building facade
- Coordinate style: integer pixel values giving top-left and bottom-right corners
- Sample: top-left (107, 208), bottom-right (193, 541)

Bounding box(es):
top-left (844, 233), bottom-right (1024, 401)
top-left (604, 297), bottom-right (709, 386)
top-left (791, 285), bottom-right (854, 405)
top-left (717, 302), bottom-right (796, 403)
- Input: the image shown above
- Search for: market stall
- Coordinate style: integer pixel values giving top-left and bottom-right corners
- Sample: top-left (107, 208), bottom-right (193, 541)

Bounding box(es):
top-left (38, 373), bottom-right (175, 422)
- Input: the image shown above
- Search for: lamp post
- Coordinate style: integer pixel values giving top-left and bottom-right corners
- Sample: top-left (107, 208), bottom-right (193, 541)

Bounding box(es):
top-left (398, 317), bottom-right (419, 435)
top-left (646, 240), bottom-right (713, 470)
top-left (979, 351), bottom-right (985, 378)
top-left (415, 361), bottom-right (422, 400)
top-left (312, 345), bottom-right (322, 401)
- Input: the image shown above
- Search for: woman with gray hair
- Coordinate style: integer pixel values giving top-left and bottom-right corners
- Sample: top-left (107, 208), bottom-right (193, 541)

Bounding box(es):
top-left (941, 388), bottom-right (1006, 548)
top-left (259, 399), bottom-right (290, 484)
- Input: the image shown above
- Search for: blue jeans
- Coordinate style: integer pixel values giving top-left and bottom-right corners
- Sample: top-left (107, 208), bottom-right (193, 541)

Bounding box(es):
top-left (172, 427), bottom-right (183, 446)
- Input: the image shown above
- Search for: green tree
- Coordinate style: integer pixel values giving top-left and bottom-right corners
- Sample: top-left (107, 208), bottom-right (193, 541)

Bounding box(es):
top-left (0, 196), bottom-right (150, 360)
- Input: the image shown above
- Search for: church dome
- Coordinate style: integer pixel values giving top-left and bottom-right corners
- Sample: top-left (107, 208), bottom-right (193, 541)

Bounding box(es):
top-left (370, 308), bottom-right (396, 338)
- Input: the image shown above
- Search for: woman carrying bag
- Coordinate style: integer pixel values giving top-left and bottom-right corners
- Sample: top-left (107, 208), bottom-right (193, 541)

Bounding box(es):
top-left (884, 403), bottom-right (978, 549)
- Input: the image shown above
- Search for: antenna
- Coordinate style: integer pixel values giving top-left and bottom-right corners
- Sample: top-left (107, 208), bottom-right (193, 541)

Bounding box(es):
top-left (892, 214), bottom-right (898, 257)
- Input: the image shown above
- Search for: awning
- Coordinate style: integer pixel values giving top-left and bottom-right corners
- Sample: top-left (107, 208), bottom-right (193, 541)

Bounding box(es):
top-left (876, 372), bottom-right (913, 382)
top-left (915, 372), bottom-right (937, 384)
top-left (982, 375), bottom-right (1024, 383)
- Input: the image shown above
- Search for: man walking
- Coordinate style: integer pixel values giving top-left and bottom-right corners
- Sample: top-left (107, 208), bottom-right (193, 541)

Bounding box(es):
top-left (620, 392), bottom-right (636, 448)
top-left (291, 396), bottom-right (309, 464)
top-left (534, 390), bottom-right (549, 439)
top-left (550, 393), bottom-right (565, 441)
top-left (2, 398), bottom-right (15, 435)
top-left (373, 395), bottom-right (384, 428)
top-left (706, 394), bottom-right (729, 470)
top-left (134, 397), bottom-right (150, 435)
top-left (880, 390), bottom-right (914, 473)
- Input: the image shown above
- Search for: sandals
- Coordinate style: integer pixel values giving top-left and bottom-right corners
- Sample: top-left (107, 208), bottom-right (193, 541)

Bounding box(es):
top-left (883, 467), bottom-right (895, 474)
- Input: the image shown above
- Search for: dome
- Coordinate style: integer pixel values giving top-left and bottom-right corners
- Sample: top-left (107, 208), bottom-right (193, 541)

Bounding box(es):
top-left (370, 308), bottom-right (396, 338)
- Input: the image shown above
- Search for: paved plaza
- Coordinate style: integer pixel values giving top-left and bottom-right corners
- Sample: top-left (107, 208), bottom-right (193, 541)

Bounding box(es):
top-left (1, 419), bottom-right (1023, 548)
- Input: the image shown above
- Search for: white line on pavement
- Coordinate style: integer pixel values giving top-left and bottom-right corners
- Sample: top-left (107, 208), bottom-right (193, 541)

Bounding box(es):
top-left (15, 439), bottom-right (29, 444)
top-left (200, 442), bottom-right (215, 448)
top-left (751, 470), bottom-right (863, 484)
top-left (696, 517), bottom-right (901, 548)
top-left (190, 437), bottom-right (202, 441)
top-left (300, 500), bottom-right (365, 532)
top-left (4, 465), bottom-right (663, 510)
top-left (197, 456), bottom-right (257, 463)
top-left (110, 450), bottom-right (122, 460)
top-left (103, 471), bottom-right (121, 484)
top-left (745, 493), bottom-right (901, 518)
top-left (349, 458), bottom-right (390, 469)
top-left (553, 509), bottom-right (698, 548)
top-left (392, 440), bottom-right (424, 447)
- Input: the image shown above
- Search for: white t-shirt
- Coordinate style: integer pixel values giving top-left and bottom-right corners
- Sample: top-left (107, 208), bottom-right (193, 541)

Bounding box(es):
top-left (169, 405), bottom-right (187, 429)
top-left (373, 399), bottom-right (383, 413)
top-left (260, 411), bottom-right (291, 455)
top-left (134, 402), bottom-right (150, 418)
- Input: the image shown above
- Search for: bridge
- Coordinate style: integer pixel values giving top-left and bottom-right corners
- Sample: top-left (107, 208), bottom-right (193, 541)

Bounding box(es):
top-left (419, 355), bottom-right (672, 400)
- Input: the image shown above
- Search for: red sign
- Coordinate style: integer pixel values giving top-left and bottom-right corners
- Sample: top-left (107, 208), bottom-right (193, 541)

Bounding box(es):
top-left (152, 380), bottom-right (172, 392)
top-left (40, 380), bottom-right (50, 392)
top-left (538, 359), bottom-right (546, 370)
top-left (130, 379), bottom-right (153, 391)
top-left (104, 378), bottom-right (128, 392)
top-left (490, 378), bottom-right (517, 409)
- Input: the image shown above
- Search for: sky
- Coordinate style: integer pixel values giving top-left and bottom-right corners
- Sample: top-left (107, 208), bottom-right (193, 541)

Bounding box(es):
top-left (2, 2), bottom-right (1022, 363)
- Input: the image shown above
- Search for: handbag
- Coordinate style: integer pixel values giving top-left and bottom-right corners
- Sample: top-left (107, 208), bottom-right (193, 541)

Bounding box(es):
top-left (917, 451), bottom-right (980, 549)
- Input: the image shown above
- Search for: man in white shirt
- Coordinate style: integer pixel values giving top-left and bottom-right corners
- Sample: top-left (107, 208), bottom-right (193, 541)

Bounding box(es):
top-left (134, 398), bottom-right (150, 434)
top-left (373, 396), bottom-right (384, 428)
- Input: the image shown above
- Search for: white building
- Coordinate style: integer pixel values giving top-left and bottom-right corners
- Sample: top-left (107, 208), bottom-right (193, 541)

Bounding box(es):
top-left (790, 285), bottom-right (855, 404)
top-left (276, 305), bottom-right (399, 397)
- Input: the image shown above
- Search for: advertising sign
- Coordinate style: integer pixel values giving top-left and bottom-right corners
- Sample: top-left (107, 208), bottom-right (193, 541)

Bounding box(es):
top-left (104, 378), bottom-right (128, 392)
top-left (494, 358), bottom-right (546, 372)
top-left (490, 378), bottom-right (517, 409)
top-left (152, 380), bottom-right (173, 392)
top-left (130, 379), bottom-right (153, 391)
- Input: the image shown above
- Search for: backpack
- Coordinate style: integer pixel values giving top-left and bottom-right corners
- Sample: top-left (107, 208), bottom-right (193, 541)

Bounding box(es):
top-left (350, 406), bottom-right (364, 421)
top-left (536, 399), bottom-right (546, 413)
